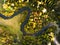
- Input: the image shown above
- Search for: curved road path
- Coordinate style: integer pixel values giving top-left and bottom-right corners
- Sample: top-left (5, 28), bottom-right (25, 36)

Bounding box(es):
top-left (0, 7), bottom-right (54, 36)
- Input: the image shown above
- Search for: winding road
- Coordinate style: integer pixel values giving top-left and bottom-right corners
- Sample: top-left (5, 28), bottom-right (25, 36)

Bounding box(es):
top-left (0, 7), bottom-right (54, 36)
